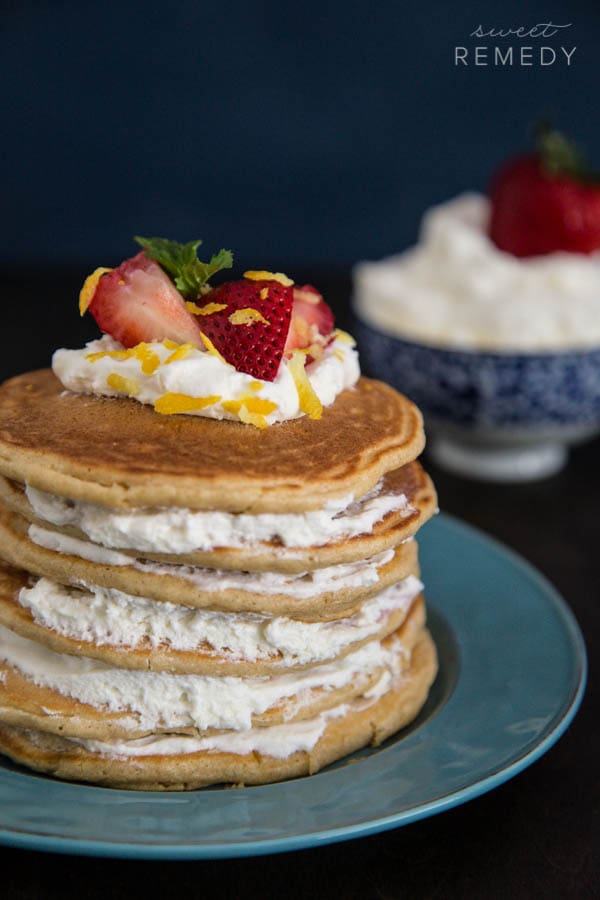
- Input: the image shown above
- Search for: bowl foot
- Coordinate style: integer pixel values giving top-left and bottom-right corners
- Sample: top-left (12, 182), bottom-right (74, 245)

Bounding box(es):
top-left (429, 437), bottom-right (567, 483)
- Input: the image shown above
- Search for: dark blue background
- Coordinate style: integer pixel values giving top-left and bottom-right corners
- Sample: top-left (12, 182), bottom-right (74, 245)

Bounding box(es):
top-left (2, 0), bottom-right (598, 270)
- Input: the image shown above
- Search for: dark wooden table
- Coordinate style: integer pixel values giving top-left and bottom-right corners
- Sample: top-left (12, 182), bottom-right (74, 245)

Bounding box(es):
top-left (0, 270), bottom-right (597, 898)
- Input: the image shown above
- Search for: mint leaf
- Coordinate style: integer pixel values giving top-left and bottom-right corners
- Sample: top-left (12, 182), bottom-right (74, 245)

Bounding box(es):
top-left (134, 236), bottom-right (233, 298)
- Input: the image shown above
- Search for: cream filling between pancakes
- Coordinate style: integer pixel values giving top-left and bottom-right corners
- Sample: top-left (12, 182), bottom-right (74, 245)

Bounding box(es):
top-left (25, 479), bottom-right (414, 553)
top-left (70, 703), bottom-right (353, 759)
top-left (67, 667), bottom-right (398, 759)
top-left (0, 624), bottom-right (405, 733)
top-left (17, 576), bottom-right (422, 665)
top-left (27, 525), bottom-right (395, 598)
top-left (70, 700), bottom-right (362, 759)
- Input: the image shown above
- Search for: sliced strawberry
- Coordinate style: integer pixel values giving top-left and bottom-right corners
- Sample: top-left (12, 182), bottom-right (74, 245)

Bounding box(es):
top-left (88, 252), bottom-right (203, 348)
top-left (195, 279), bottom-right (294, 380)
top-left (284, 284), bottom-right (335, 354)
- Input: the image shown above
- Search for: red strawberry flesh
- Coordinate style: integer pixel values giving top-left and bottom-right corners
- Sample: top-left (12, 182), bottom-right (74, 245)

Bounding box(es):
top-left (197, 279), bottom-right (294, 380)
top-left (489, 138), bottom-right (600, 257)
top-left (285, 285), bottom-right (335, 353)
top-left (89, 252), bottom-right (203, 348)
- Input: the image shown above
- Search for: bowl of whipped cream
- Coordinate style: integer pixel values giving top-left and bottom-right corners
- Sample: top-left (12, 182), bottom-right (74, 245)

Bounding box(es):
top-left (352, 194), bottom-right (600, 482)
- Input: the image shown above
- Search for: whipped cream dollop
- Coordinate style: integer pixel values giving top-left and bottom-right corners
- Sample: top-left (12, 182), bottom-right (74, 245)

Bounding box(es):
top-left (354, 193), bottom-right (600, 351)
top-left (26, 481), bottom-right (413, 552)
top-left (18, 575), bottom-right (420, 665)
top-left (52, 333), bottom-right (360, 424)
top-left (0, 623), bottom-right (406, 733)
top-left (28, 525), bottom-right (394, 599)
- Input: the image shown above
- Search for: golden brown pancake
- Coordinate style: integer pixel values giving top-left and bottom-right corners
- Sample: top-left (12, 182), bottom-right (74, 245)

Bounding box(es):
top-left (0, 562), bottom-right (424, 675)
top-left (0, 630), bottom-right (437, 789)
top-left (0, 363), bottom-right (439, 791)
top-left (0, 505), bottom-right (420, 619)
top-left (0, 371), bottom-right (424, 513)
top-left (0, 461), bottom-right (437, 573)
top-left (0, 601), bottom-right (427, 741)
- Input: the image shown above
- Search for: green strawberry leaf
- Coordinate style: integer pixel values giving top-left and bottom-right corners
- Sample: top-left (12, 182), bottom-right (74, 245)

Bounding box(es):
top-left (134, 236), bottom-right (233, 299)
top-left (535, 123), bottom-right (600, 184)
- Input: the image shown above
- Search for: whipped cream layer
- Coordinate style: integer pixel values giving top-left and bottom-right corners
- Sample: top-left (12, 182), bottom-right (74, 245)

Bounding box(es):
top-left (28, 525), bottom-right (394, 599)
top-left (354, 193), bottom-right (600, 351)
top-left (26, 481), bottom-right (412, 553)
top-left (18, 574), bottom-right (421, 665)
top-left (0, 624), bottom-right (404, 733)
top-left (70, 665), bottom-right (396, 759)
top-left (52, 334), bottom-right (360, 424)
top-left (72, 698), bottom-right (364, 759)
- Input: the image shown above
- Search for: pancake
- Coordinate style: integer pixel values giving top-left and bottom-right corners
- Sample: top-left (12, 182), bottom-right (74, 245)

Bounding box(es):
top-left (0, 505), bottom-right (419, 619)
top-left (0, 563), bottom-right (424, 675)
top-left (0, 601), bottom-right (426, 741)
top-left (0, 345), bottom-right (439, 790)
top-left (0, 371), bottom-right (424, 514)
top-left (0, 629), bottom-right (437, 789)
top-left (0, 461), bottom-right (437, 573)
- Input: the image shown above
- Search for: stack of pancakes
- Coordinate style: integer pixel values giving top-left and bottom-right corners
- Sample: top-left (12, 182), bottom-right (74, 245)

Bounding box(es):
top-left (0, 370), bottom-right (437, 790)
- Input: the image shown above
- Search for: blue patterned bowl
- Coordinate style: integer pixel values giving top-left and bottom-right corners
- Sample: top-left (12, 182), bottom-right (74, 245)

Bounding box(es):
top-left (353, 317), bottom-right (600, 481)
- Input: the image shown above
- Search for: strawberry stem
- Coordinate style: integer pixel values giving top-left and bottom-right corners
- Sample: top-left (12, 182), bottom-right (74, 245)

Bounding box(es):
top-left (535, 123), bottom-right (599, 182)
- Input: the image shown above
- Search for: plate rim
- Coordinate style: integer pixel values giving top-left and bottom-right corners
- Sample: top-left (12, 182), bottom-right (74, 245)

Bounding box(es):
top-left (0, 513), bottom-right (587, 859)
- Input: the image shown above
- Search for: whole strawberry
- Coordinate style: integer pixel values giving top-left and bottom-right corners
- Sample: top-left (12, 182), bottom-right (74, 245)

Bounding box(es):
top-left (489, 127), bottom-right (600, 257)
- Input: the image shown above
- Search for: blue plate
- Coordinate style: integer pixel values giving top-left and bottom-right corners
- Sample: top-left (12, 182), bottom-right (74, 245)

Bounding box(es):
top-left (0, 514), bottom-right (586, 859)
